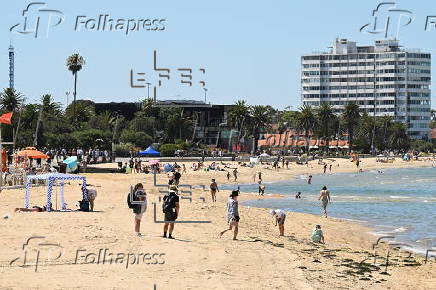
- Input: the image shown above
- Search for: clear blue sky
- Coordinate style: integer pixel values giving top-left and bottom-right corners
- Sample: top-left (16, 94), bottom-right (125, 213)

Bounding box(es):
top-left (1, 0), bottom-right (435, 109)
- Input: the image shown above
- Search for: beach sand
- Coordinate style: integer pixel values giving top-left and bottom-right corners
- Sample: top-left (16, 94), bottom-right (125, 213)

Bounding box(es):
top-left (0, 157), bottom-right (435, 289)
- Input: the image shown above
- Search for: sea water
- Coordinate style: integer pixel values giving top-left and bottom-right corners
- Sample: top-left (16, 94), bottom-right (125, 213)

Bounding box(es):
top-left (223, 167), bottom-right (436, 254)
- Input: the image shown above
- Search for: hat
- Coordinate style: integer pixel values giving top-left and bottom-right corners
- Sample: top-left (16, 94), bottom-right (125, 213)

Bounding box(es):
top-left (269, 209), bottom-right (276, 216)
top-left (230, 190), bottom-right (239, 197)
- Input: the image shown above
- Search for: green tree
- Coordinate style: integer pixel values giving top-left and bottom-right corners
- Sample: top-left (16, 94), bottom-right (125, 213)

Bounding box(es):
top-left (249, 105), bottom-right (273, 153)
top-left (0, 88), bottom-right (23, 112)
top-left (316, 103), bottom-right (334, 139)
top-left (342, 102), bottom-right (360, 152)
top-left (159, 144), bottom-right (178, 157)
top-left (228, 100), bottom-right (250, 144)
top-left (388, 122), bottom-right (410, 151)
top-left (65, 101), bottom-right (94, 128)
top-left (296, 104), bottom-right (316, 153)
top-left (66, 53), bottom-right (85, 122)
top-left (120, 130), bottom-right (153, 149)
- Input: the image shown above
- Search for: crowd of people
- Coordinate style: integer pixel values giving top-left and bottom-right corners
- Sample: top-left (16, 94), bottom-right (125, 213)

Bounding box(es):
top-left (124, 160), bottom-right (331, 245)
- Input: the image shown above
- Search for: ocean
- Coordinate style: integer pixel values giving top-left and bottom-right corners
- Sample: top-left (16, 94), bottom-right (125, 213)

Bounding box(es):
top-left (222, 167), bottom-right (436, 254)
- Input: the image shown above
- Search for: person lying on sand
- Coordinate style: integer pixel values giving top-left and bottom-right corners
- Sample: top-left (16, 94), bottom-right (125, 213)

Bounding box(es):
top-left (15, 203), bottom-right (52, 212)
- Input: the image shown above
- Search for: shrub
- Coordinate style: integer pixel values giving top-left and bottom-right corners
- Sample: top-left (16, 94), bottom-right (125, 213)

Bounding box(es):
top-left (114, 143), bottom-right (136, 157)
top-left (120, 130), bottom-right (153, 149)
top-left (159, 144), bottom-right (179, 157)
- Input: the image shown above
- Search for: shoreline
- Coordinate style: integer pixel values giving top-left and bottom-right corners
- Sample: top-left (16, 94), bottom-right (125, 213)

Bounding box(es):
top-left (1, 157), bottom-right (435, 289)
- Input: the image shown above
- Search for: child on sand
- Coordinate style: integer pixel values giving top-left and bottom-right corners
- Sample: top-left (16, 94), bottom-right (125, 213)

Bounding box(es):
top-left (311, 225), bottom-right (325, 243)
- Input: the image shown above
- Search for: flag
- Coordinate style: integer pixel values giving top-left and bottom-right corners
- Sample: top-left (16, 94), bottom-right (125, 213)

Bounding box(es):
top-left (0, 112), bottom-right (13, 125)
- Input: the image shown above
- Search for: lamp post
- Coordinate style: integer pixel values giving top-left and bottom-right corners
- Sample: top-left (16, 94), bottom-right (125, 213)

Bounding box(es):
top-left (65, 91), bottom-right (70, 108)
top-left (203, 88), bottom-right (208, 103)
top-left (146, 82), bottom-right (151, 100)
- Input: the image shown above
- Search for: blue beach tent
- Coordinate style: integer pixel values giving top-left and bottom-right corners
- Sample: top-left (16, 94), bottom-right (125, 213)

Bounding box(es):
top-left (139, 146), bottom-right (161, 157)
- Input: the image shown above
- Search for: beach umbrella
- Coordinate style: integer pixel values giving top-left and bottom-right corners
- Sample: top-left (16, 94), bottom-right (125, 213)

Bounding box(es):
top-left (17, 148), bottom-right (48, 159)
top-left (164, 164), bottom-right (174, 172)
top-left (147, 160), bottom-right (159, 166)
top-left (63, 156), bottom-right (78, 169)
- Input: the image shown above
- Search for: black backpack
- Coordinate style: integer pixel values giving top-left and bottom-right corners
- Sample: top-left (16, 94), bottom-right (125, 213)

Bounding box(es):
top-left (162, 193), bottom-right (176, 213)
top-left (127, 192), bottom-right (134, 208)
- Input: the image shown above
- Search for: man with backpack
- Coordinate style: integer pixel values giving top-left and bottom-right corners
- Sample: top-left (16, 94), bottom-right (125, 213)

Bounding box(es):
top-left (162, 186), bottom-right (180, 239)
top-left (127, 183), bottom-right (147, 237)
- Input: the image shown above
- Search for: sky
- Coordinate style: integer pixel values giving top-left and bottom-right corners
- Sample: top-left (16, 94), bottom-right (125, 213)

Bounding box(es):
top-left (1, 0), bottom-right (435, 109)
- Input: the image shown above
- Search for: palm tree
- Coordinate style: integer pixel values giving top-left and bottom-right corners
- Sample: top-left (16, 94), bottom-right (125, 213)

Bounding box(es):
top-left (1, 88), bottom-right (24, 146)
top-left (316, 103), bottom-right (334, 138)
top-left (0, 88), bottom-right (23, 112)
top-left (249, 105), bottom-right (273, 153)
top-left (41, 94), bottom-right (62, 116)
top-left (342, 102), bottom-right (360, 152)
top-left (228, 100), bottom-right (250, 145)
top-left (296, 104), bottom-right (316, 154)
top-left (66, 53), bottom-right (85, 122)
top-left (388, 122), bottom-right (410, 151)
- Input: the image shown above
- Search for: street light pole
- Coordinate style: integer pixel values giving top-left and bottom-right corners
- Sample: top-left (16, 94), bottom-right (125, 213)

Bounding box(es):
top-left (146, 82), bottom-right (151, 100)
top-left (203, 88), bottom-right (208, 103)
top-left (65, 91), bottom-right (70, 108)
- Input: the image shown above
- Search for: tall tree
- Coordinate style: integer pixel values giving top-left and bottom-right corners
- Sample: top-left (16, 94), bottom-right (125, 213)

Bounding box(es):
top-left (0, 88), bottom-right (23, 112)
top-left (228, 100), bottom-right (250, 144)
top-left (296, 104), bottom-right (316, 153)
top-left (66, 53), bottom-right (85, 122)
top-left (388, 122), bottom-right (410, 151)
top-left (316, 102), bottom-right (335, 147)
top-left (342, 102), bottom-right (360, 152)
top-left (249, 105), bottom-right (273, 153)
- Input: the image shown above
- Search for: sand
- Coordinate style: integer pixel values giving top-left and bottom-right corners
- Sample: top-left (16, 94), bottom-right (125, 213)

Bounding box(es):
top-left (0, 157), bottom-right (435, 289)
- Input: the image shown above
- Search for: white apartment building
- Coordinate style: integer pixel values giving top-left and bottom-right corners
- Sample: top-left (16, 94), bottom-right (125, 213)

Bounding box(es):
top-left (301, 38), bottom-right (431, 139)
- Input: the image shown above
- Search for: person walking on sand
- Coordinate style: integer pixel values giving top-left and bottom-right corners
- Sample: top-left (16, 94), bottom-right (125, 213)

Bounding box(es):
top-left (270, 209), bottom-right (286, 236)
top-left (258, 180), bottom-right (265, 195)
top-left (210, 179), bottom-right (219, 203)
top-left (219, 190), bottom-right (240, 240)
top-left (226, 171), bottom-right (231, 181)
top-left (130, 183), bottom-right (147, 237)
top-left (162, 187), bottom-right (180, 239)
top-left (323, 163), bottom-right (327, 174)
top-left (233, 168), bottom-right (238, 182)
top-left (318, 186), bottom-right (331, 218)
top-left (329, 164), bottom-right (332, 173)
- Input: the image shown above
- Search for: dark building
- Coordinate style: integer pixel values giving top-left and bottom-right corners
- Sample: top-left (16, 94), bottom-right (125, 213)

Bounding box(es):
top-left (94, 102), bottom-right (142, 120)
top-left (93, 100), bottom-right (239, 149)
